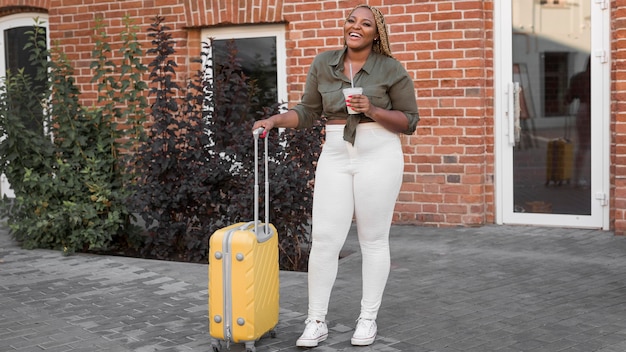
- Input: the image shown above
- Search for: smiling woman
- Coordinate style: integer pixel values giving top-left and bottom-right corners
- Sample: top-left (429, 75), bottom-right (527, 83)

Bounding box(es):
top-left (251, 3), bottom-right (419, 348)
top-left (344, 4), bottom-right (392, 60)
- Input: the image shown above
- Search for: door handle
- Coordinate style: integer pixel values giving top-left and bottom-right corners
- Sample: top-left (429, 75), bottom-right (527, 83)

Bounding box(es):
top-left (507, 82), bottom-right (521, 146)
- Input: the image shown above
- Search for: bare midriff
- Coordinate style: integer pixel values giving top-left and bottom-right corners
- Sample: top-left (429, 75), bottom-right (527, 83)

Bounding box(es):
top-left (326, 118), bottom-right (374, 125)
top-left (326, 119), bottom-right (347, 125)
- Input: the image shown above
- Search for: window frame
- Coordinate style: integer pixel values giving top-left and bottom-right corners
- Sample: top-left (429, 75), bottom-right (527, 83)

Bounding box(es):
top-left (0, 13), bottom-right (50, 83)
top-left (0, 12), bottom-right (49, 198)
top-left (200, 24), bottom-right (288, 110)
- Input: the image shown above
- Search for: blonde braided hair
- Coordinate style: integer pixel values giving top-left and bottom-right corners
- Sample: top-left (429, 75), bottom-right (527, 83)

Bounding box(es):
top-left (346, 4), bottom-right (393, 58)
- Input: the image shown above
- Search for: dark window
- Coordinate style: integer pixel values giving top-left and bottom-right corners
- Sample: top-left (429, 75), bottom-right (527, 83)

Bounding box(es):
top-left (213, 37), bottom-right (278, 107)
top-left (543, 52), bottom-right (568, 116)
top-left (4, 26), bottom-right (47, 133)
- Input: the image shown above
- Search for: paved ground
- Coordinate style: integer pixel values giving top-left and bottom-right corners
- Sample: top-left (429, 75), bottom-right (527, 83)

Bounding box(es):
top-left (3, 223), bottom-right (626, 352)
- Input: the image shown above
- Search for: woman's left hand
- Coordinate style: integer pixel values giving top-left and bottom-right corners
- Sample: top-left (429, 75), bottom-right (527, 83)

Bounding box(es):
top-left (349, 94), bottom-right (377, 117)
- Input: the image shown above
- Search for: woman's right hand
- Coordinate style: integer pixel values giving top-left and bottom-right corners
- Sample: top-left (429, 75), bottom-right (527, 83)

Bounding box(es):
top-left (252, 110), bottom-right (299, 136)
top-left (252, 118), bottom-right (275, 134)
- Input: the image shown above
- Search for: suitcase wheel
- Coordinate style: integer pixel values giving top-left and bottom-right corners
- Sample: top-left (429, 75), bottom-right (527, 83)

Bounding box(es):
top-left (244, 342), bottom-right (256, 352)
top-left (210, 339), bottom-right (222, 352)
top-left (270, 329), bottom-right (277, 338)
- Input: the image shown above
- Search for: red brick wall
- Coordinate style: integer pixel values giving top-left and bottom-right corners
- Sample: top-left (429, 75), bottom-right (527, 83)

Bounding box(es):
top-left (394, 1), bottom-right (492, 226)
top-left (612, 0), bottom-right (626, 234)
top-left (46, 0), bottom-right (196, 105)
top-left (20, 1), bottom-right (626, 230)
top-left (0, 0), bottom-right (49, 11)
top-left (0, 0), bottom-right (49, 16)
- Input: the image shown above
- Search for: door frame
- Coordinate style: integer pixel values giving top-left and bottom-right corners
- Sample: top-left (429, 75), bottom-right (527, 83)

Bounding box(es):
top-left (494, 0), bottom-right (610, 229)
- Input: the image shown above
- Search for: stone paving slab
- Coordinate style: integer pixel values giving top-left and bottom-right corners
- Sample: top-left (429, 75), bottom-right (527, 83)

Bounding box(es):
top-left (2, 224), bottom-right (626, 351)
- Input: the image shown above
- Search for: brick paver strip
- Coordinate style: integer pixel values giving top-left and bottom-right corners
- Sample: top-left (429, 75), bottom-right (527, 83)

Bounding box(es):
top-left (2, 224), bottom-right (626, 351)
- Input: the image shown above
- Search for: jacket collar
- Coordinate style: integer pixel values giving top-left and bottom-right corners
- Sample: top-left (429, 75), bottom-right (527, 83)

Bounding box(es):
top-left (330, 47), bottom-right (376, 75)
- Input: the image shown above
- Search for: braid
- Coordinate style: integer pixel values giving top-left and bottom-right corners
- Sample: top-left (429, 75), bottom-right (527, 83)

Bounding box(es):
top-left (347, 4), bottom-right (393, 58)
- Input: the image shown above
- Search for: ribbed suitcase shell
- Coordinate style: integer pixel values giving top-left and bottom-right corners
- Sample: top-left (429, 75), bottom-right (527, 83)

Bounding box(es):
top-left (545, 138), bottom-right (574, 186)
top-left (208, 128), bottom-right (279, 352)
top-left (208, 221), bottom-right (279, 348)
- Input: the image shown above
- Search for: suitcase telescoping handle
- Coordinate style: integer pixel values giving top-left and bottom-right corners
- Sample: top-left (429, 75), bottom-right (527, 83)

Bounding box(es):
top-left (253, 127), bottom-right (272, 240)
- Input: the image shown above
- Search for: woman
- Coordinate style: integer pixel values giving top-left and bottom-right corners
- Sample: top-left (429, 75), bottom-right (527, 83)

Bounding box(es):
top-left (252, 4), bottom-right (419, 347)
top-left (564, 57), bottom-right (591, 187)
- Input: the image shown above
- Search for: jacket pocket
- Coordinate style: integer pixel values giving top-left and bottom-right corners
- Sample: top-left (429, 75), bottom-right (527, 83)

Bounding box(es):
top-left (319, 81), bottom-right (346, 115)
top-left (364, 86), bottom-right (390, 109)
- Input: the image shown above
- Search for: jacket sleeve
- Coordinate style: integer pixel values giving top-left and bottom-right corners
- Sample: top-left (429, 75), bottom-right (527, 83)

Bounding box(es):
top-left (389, 62), bottom-right (420, 134)
top-left (290, 57), bottom-right (324, 129)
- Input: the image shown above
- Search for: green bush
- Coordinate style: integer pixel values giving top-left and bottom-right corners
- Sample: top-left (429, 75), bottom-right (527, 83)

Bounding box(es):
top-left (130, 17), bottom-right (322, 270)
top-left (0, 18), bottom-right (146, 254)
top-left (0, 16), bottom-right (321, 271)
top-left (127, 17), bottom-right (215, 263)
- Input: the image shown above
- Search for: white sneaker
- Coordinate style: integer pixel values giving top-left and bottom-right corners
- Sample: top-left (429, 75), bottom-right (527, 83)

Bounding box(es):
top-left (351, 318), bottom-right (377, 346)
top-left (296, 319), bottom-right (328, 347)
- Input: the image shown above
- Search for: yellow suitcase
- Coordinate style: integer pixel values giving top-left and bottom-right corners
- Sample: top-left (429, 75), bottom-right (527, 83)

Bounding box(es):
top-left (208, 129), bottom-right (279, 352)
top-left (545, 137), bottom-right (574, 186)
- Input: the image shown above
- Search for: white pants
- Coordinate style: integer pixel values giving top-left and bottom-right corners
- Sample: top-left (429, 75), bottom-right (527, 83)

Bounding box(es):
top-left (307, 123), bottom-right (404, 322)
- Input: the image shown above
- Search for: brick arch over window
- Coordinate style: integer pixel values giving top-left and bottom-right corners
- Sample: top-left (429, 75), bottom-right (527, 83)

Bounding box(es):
top-left (0, 1), bottom-right (49, 16)
top-left (183, 0), bottom-right (284, 27)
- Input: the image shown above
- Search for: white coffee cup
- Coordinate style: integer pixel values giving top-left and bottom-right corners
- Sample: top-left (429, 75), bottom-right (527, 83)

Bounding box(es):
top-left (342, 87), bottom-right (363, 114)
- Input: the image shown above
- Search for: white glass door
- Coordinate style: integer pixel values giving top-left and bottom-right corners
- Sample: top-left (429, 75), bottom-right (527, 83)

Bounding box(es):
top-left (495, 0), bottom-right (609, 229)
